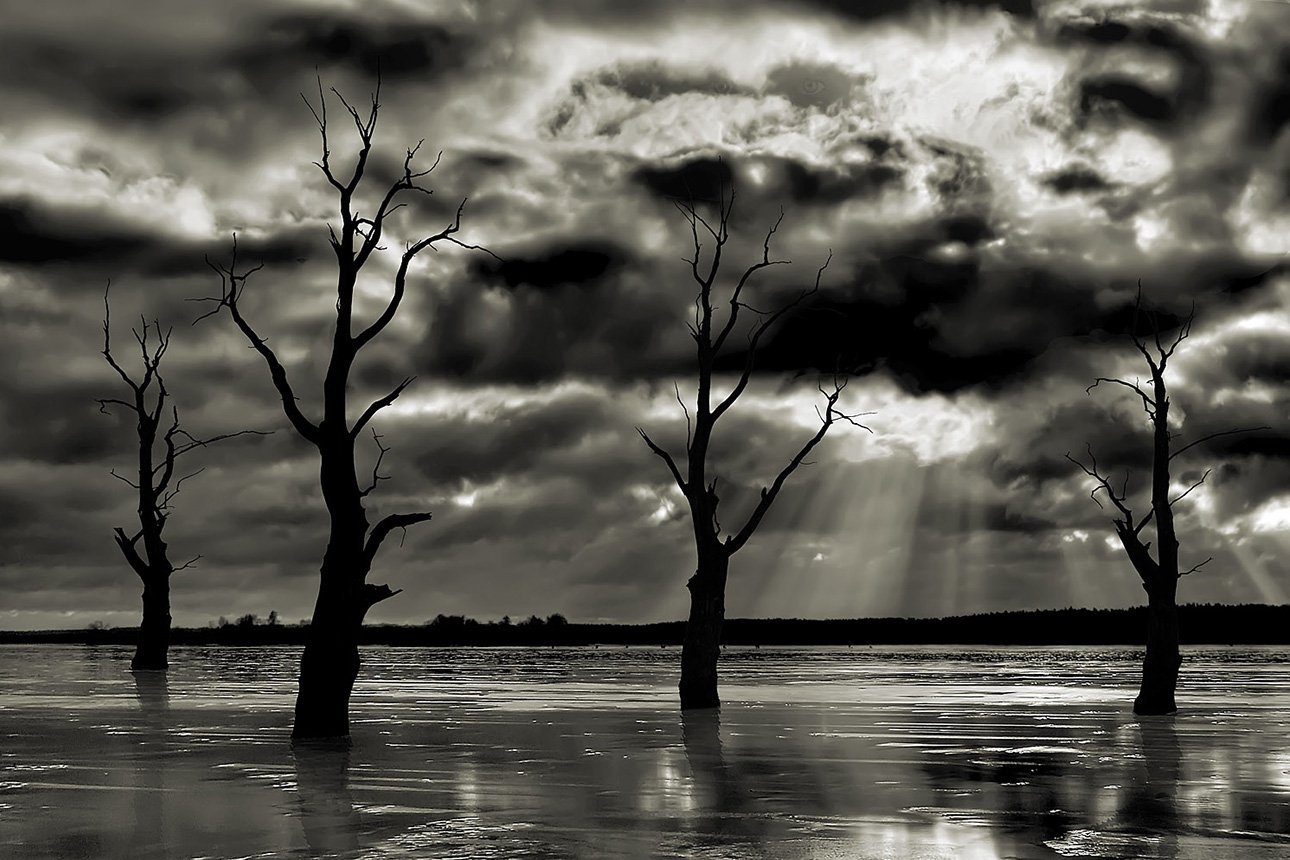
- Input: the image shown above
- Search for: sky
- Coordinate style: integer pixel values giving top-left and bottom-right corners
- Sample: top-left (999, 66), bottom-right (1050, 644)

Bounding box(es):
top-left (2, 0), bottom-right (1290, 630)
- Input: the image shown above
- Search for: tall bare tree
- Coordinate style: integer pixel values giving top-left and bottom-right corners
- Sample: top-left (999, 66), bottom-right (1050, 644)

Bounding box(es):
top-left (99, 287), bottom-right (262, 671)
top-left (638, 192), bottom-right (865, 710)
top-left (197, 81), bottom-right (489, 738)
top-left (1067, 294), bottom-right (1260, 714)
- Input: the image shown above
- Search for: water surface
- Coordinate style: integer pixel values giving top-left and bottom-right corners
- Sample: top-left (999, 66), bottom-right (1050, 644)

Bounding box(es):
top-left (1, 645), bottom-right (1289, 858)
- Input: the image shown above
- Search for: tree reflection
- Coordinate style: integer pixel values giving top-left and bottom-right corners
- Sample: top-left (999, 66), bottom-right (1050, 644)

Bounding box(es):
top-left (129, 671), bottom-right (169, 859)
top-left (679, 709), bottom-right (774, 855)
top-left (1109, 716), bottom-right (1182, 858)
top-left (293, 741), bottom-right (362, 858)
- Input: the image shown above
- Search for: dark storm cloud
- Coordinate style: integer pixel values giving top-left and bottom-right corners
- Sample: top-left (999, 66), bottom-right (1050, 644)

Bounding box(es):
top-left (1041, 165), bottom-right (1113, 194)
top-left (0, 36), bottom-right (199, 124)
top-left (632, 157), bottom-right (735, 204)
top-left (1079, 77), bottom-right (1179, 127)
top-left (713, 213), bottom-right (1016, 392)
top-left (792, 0), bottom-right (1034, 22)
top-left (0, 380), bottom-right (121, 466)
top-left (408, 389), bottom-right (633, 488)
top-left (0, 196), bottom-right (318, 277)
top-left (734, 245), bottom-right (1290, 395)
top-left (585, 61), bottom-right (751, 101)
top-left (0, 198), bottom-right (155, 267)
top-left (1060, 16), bottom-right (1211, 121)
top-left (1249, 48), bottom-right (1290, 146)
top-left (987, 397), bottom-right (1154, 493)
top-left (472, 242), bottom-right (631, 291)
top-left (762, 157), bottom-right (904, 205)
top-left (257, 14), bottom-right (476, 80)
top-left (633, 153), bottom-right (903, 209)
top-left (0, 6), bottom-right (481, 120)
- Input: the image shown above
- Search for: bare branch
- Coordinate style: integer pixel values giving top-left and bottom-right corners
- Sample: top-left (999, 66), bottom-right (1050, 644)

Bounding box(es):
top-left (711, 251), bottom-right (829, 423)
top-left (194, 237), bottom-right (320, 444)
top-left (674, 381), bottom-right (692, 449)
top-left (1180, 557), bottom-right (1212, 576)
top-left (172, 555), bottom-right (202, 573)
top-left (1170, 426), bottom-right (1270, 461)
top-left (352, 200), bottom-right (497, 352)
top-left (96, 398), bottom-right (135, 415)
top-left (301, 76), bottom-right (346, 194)
top-left (354, 145), bottom-right (442, 271)
top-left (352, 377), bottom-right (414, 438)
top-left (109, 468), bottom-right (141, 490)
top-left (711, 211), bottom-right (790, 355)
top-left (1169, 469), bottom-right (1210, 508)
top-left (170, 428), bottom-right (272, 460)
top-left (160, 467), bottom-right (205, 510)
top-left (1087, 376), bottom-right (1155, 417)
top-left (1159, 302), bottom-right (1195, 366)
top-left (637, 427), bottom-right (687, 493)
top-left (102, 283), bottom-right (142, 394)
top-left (1065, 447), bottom-right (1138, 528)
top-left (112, 527), bottom-right (150, 579)
top-left (359, 429), bottom-right (390, 498)
top-left (364, 512), bottom-right (433, 566)
top-left (360, 582), bottom-right (404, 611)
top-left (725, 377), bottom-right (848, 555)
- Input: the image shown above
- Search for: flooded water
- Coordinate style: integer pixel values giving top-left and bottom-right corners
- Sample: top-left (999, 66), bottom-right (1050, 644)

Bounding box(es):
top-left (1, 645), bottom-right (1289, 859)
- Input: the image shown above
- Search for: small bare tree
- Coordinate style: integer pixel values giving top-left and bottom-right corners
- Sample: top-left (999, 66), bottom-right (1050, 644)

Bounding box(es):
top-left (637, 192), bottom-right (866, 710)
top-left (99, 286), bottom-right (263, 671)
top-left (197, 80), bottom-right (490, 738)
top-left (1067, 293), bottom-right (1261, 714)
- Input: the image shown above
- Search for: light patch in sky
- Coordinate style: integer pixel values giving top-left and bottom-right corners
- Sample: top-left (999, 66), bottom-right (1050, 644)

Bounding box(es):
top-left (1247, 495), bottom-right (1290, 534)
top-left (0, 127), bottom-right (218, 237)
top-left (389, 380), bottom-right (607, 420)
top-left (849, 378), bottom-right (996, 464)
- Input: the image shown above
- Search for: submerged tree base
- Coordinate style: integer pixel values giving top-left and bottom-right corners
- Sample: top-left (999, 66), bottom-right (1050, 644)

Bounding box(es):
top-left (1132, 696), bottom-right (1178, 716)
top-left (679, 688), bottom-right (721, 711)
top-left (130, 655), bottom-right (168, 672)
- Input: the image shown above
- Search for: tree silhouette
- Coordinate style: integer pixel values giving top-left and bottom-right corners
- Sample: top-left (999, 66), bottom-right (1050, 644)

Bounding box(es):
top-left (637, 191), bottom-right (866, 709)
top-left (1067, 293), bottom-right (1261, 714)
top-left (196, 79), bottom-right (490, 738)
top-left (99, 286), bottom-right (263, 671)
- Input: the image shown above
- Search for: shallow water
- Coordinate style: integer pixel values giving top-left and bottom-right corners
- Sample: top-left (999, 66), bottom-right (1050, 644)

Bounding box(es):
top-left (1, 645), bottom-right (1289, 859)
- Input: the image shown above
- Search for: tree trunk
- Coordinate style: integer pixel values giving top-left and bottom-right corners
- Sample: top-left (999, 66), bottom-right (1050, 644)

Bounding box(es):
top-left (293, 431), bottom-right (371, 740)
top-left (680, 550), bottom-right (728, 710)
top-left (1134, 578), bottom-right (1180, 715)
top-left (293, 565), bottom-right (364, 740)
top-left (131, 575), bottom-right (171, 671)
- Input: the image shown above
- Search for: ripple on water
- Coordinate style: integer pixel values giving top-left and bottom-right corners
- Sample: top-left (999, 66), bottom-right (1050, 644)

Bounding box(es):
top-left (0, 645), bottom-right (1289, 859)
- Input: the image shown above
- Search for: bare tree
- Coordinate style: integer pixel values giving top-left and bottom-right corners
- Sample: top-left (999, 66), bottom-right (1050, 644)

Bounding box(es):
top-left (196, 80), bottom-right (490, 739)
top-left (1067, 293), bottom-right (1262, 714)
top-left (637, 192), bottom-right (866, 710)
top-left (99, 286), bottom-right (263, 671)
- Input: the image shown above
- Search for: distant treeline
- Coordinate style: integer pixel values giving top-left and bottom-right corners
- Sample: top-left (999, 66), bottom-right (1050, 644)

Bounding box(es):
top-left (4, 604), bottom-right (1290, 646)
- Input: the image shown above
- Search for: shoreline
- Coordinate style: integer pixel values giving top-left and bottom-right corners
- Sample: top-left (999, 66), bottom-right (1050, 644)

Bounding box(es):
top-left (4, 603), bottom-right (1290, 646)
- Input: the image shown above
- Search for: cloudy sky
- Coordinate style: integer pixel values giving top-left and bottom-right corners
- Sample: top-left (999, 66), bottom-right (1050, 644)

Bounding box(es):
top-left (3, 0), bottom-right (1290, 630)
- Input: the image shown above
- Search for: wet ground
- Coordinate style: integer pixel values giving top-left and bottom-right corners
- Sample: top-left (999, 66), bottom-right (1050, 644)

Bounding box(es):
top-left (1, 645), bottom-right (1289, 858)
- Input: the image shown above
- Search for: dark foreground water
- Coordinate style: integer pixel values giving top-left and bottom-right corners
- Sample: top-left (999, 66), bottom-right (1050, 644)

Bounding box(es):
top-left (1, 646), bottom-right (1289, 859)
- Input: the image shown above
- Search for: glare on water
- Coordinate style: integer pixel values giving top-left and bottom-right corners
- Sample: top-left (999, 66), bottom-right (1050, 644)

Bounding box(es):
top-left (1, 645), bottom-right (1288, 859)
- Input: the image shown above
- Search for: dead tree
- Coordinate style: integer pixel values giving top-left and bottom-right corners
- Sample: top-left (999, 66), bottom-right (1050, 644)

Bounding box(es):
top-left (637, 192), bottom-right (866, 710)
top-left (99, 286), bottom-right (263, 671)
top-left (1067, 295), bottom-right (1260, 714)
top-left (196, 80), bottom-right (489, 739)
